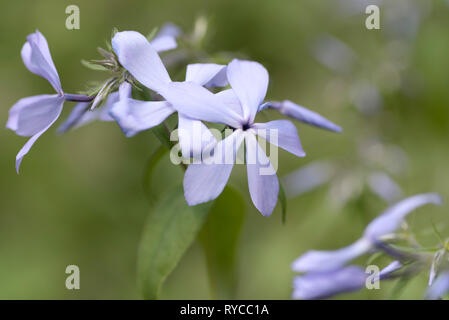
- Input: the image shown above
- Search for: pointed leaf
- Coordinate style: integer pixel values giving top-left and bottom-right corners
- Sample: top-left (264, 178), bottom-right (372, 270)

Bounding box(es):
top-left (143, 146), bottom-right (169, 203)
top-left (199, 187), bottom-right (245, 299)
top-left (81, 59), bottom-right (108, 71)
top-left (137, 186), bottom-right (213, 299)
top-left (279, 182), bottom-right (287, 224)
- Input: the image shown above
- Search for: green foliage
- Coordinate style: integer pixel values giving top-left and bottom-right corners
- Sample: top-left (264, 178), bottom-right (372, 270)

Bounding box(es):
top-left (278, 182), bottom-right (287, 224)
top-left (137, 186), bottom-right (213, 299)
top-left (143, 146), bottom-right (169, 203)
top-left (81, 59), bottom-right (109, 72)
top-left (389, 277), bottom-right (412, 300)
top-left (146, 27), bottom-right (159, 41)
top-left (200, 187), bottom-right (245, 299)
top-left (150, 124), bottom-right (173, 150)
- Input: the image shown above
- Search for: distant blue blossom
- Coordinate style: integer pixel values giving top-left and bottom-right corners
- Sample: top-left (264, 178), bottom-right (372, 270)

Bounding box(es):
top-left (426, 272), bottom-right (449, 300)
top-left (283, 139), bottom-right (407, 207)
top-left (292, 261), bottom-right (403, 300)
top-left (292, 266), bottom-right (367, 299)
top-left (292, 193), bottom-right (443, 273)
top-left (292, 193), bottom-right (444, 299)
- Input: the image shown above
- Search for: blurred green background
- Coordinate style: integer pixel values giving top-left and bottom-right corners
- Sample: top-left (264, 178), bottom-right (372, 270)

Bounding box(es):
top-left (1, 0), bottom-right (448, 299)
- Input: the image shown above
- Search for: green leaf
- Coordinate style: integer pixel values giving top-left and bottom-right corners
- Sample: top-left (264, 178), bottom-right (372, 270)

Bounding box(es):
top-left (388, 277), bottom-right (411, 299)
top-left (150, 124), bottom-right (173, 150)
top-left (137, 186), bottom-right (213, 299)
top-left (146, 27), bottom-right (159, 41)
top-left (199, 187), bottom-right (245, 299)
top-left (143, 146), bottom-right (169, 203)
top-left (81, 59), bottom-right (108, 71)
top-left (366, 251), bottom-right (384, 265)
top-left (279, 182), bottom-right (287, 224)
top-left (111, 27), bottom-right (119, 38)
top-left (431, 220), bottom-right (444, 244)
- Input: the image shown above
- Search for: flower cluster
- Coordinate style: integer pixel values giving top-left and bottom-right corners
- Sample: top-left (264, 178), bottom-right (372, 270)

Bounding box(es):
top-left (7, 27), bottom-right (341, 216)
top-left (291, 193), bottom-right (449, 299)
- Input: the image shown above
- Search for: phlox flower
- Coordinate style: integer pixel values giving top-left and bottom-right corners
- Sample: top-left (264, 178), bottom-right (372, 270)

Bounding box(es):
top-left (6, 30), bottom-right (91, 173)
top-left (426, 272), bottom-right (449, 300)
top-left (292, 193), bottom-right (443, 273)
top-left (292, 261), bottom-right (403, 300)
top-left (163, 59), bottom-right (340, 216)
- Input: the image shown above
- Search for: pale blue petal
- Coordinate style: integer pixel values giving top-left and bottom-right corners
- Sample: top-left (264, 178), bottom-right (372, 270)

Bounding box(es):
top-left (227, 59), bottom-right (269, 123)
top-left (178, 114), bottom-right (217, 159)
top-left (183, 130), bottom-right (244, 205)
top-left (429, 250), bottom-right (443, 286)
top-left (364, 193), bottom-right (443, 241)
top-left (7, 95), bottom-right (56, 132)
top-left (245, 132), bottom-right (279, 216)
top-left (112, 31), bottom-right (171, 93)
top-left (21, 31), bottom-right (62, 94)
top-left (163, 81), bottom-right (243, 128)
top-left (156, 22), bottom-right (182, 38)
top-left (291, 238), bottom-right (372, 273)
top-left (98, 91), bottom-right (119, 122)
top-left (426, 272), bottom-right (449, 300)
top-left (14, 95), bottom-right (64, 137)
top-left (252, 120), bottom-right (306, 157)
top-left (15, 97), bottom-right (64, 173)
top-left (185, 63), bottom-right (227, 87)
top-left (109, 99), bottom-right (174, 137)
top-left (214, 89), bottom-right (244, 118)
top-left (292, 266), bottom-right (366, 300)
top-left (150, 35), bottom-right (177, 52)
top-left (57, 102), bottom-right (90, 133)
top-left (271, 100), bottom-right (342, 132)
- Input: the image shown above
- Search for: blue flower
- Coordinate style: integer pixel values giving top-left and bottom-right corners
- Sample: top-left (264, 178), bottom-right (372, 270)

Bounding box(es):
top-left (293, 261), bottom-right (403, 300)
top-left (292, 193), bottom-right (443, 273)
top-left (426, 272), bottom-right (449, 300)
top-left (6, 31), bottom-right (95, 172)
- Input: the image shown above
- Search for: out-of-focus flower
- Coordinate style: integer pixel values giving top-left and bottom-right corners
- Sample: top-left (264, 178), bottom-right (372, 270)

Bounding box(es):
top-left (426, 272), bottom-right (449, 300)
top-left (428, 250), bottom-right (445, 286)
top-left (383, 0), bottom-right (431, 41)
top-left (292, 193), bottom-right (443, 273)
top-left (311, 35), bottom-right (357, 75)
top-left (6, 31), bottom-right (92, 173)
top-left (336, 0), bottom-right (429, 41)
top-left (292, 266), bottom-right (366, 299)
top-left (350, 82), bottom-right (383, 115)
top-left (148, 22), bottom-right (180, 52)
top-left (284, 139), bottom-right (407, 207)
top-left (292, 261), bottom-right (402, 300)
top-left (283, 161), bottom-right (335, 198)
top-left (367, 171), bottom-right (403, 203)
top-left (163, 59), bottom-right (308, 216)
top-left (336, 0), bottom-right (383, 17)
